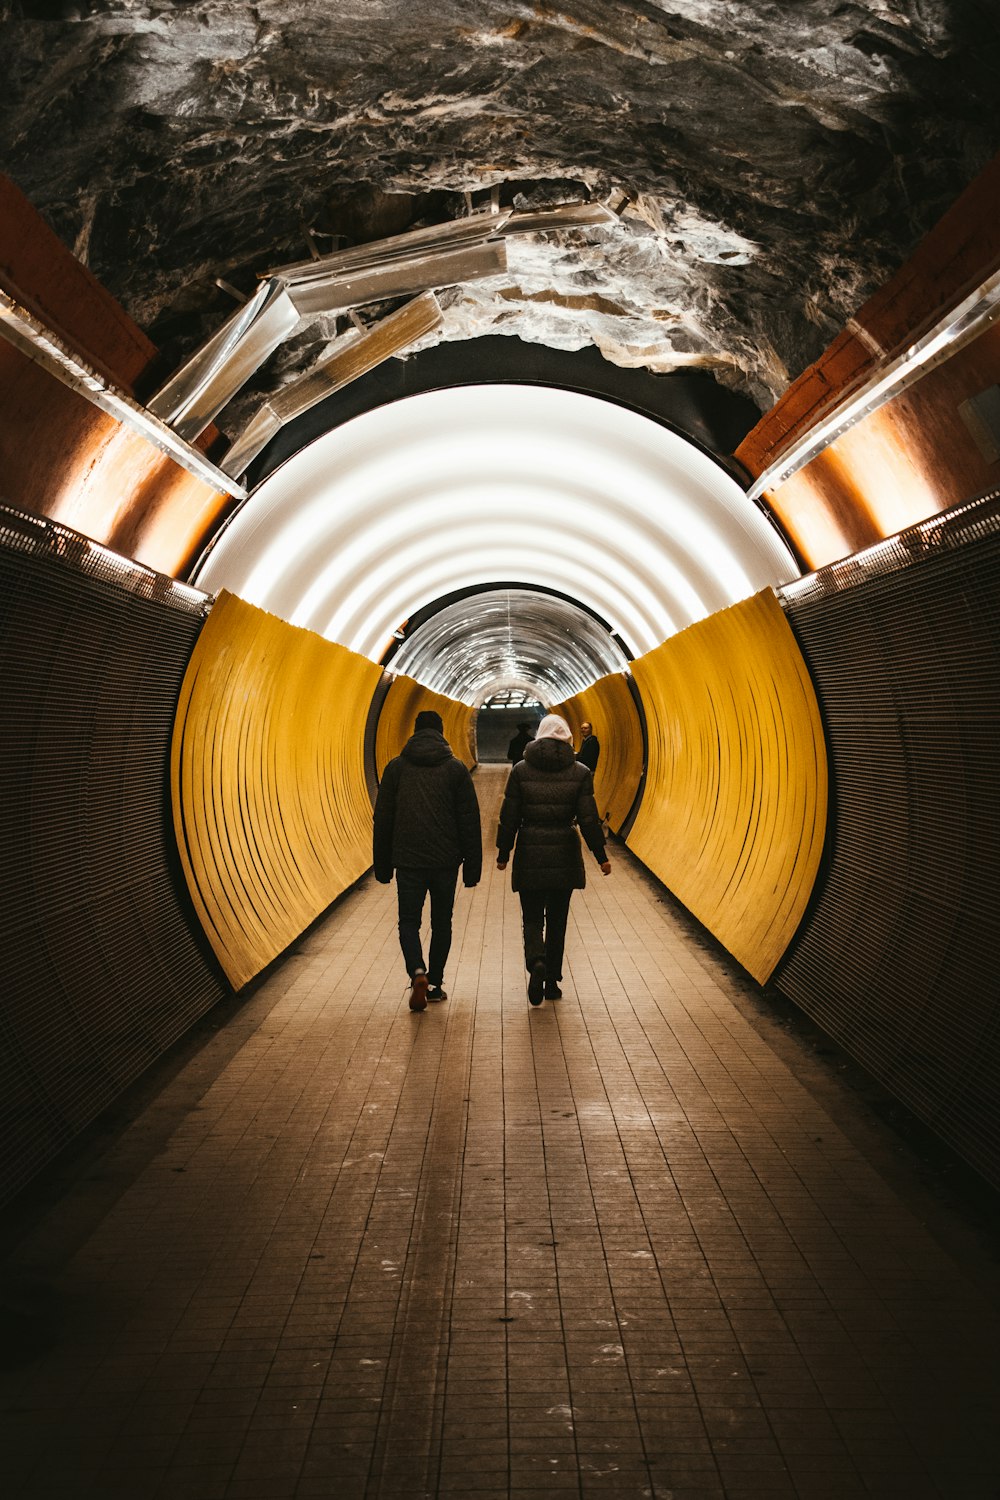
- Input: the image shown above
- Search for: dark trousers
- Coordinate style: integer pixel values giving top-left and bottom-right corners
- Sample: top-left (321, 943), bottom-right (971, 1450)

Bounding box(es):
top-left (519, 888), bottom-right (573, 981)
top-left (395, 866), bottom-right (459, 984)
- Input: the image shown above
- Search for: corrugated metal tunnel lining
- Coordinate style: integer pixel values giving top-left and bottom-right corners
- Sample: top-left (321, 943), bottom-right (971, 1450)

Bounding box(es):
top-left (385, 585), bottom-right (630, 704)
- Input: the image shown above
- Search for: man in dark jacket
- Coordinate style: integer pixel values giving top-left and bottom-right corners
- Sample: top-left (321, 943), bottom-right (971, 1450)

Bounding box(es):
top-left (507, 721), bottom-right (534, 763)
top-left (496, 714), bottom-right (610, 1005)
top-left (577, 720), bottom-right (601, 773)
top-left (373, 709), bottom-right (482, 1011)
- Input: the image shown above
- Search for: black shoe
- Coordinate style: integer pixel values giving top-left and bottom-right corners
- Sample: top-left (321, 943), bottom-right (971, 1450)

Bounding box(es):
top-left (544, 982), bottom-right (562, 999)
top-left (528, 960), bottom-right (546, 1006)
top-left (408, 971), bottom-right (428, 1011)
top-left (427, 985), bottom-right (447, 1003)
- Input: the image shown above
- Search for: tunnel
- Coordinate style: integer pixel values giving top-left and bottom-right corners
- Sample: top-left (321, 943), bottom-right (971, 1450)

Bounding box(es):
top-left (2, 8), bottom-right (1000, 1496)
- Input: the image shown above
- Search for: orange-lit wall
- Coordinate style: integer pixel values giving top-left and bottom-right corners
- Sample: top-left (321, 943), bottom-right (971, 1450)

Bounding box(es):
top-left (0, 175), bottom-right (235, 577)
top-left (738, 153), bottom-right (1000, 570)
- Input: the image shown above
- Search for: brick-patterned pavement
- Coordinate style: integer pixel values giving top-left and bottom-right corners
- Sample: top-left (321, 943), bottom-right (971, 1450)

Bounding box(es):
top-left (2, 766), bottom-right (998, 1498)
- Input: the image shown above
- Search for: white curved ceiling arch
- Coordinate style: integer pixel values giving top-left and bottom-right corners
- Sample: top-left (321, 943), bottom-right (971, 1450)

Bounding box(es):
top-left (388, 589), bottom-right (631, 704)
top-left (195, 385), bottom-right (798, 666)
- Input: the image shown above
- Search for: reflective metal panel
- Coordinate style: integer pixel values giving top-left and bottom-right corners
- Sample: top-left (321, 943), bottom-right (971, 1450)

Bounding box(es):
top-left (0, 288), bottom-right (245, 499)
top-left (221, 293), bottom-right (443, 478)
top-left (505, 203), bottom-right (619, 235)
top-left (273, 209), bottom-right (512, 283)
top-left (286, 241), bottom-right (506, 317)
top-left (147, 278), bottom-right (300, 442)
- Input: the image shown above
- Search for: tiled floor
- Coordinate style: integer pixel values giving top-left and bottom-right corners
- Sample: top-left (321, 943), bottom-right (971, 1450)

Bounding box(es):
top-left (2, 766), bottom-right (998, 1498)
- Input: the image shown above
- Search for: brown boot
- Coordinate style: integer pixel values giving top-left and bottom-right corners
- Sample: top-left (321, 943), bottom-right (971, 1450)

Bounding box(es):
top-left (408, 970), bottom-right (429, 1011)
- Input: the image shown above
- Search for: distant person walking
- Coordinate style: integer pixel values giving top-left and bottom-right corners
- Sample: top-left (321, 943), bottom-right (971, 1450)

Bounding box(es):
top-left (496, 713), bottom-right (610, 1005)
top-left (373, 710), bottom-right (482, 1011)
top-left (576, 720), bottom-right (600, 773)
top-left (507, 720), bottom-right (534, 764)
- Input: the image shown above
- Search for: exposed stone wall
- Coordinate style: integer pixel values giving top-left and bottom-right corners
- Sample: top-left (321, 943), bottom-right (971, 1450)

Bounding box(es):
top-left (2, 1), bottom-right (997, 411)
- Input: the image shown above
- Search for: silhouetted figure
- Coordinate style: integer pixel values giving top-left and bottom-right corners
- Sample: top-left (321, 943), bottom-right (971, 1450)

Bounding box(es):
top-left (577, 720), bottom-right (600, 773)
top-left (496, 713), bottom-right (610, 1005)
top-left (507, 720), bottom-right (534, 763)
top-left (373, 710), bottom-right (482, 1010)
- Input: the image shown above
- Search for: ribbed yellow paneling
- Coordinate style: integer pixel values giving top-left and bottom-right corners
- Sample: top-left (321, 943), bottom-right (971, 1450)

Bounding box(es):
top-left (627, 589), bottom-right (828, 983)
top-left (171, 590), bottom-right (383, 989)
top-left (554, 674), bottom-right (644, 834)
top-left (375, 676), bottom-right (476, 774)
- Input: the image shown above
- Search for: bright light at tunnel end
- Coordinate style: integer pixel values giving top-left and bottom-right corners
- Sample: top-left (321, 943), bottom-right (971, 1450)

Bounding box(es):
top-left (194, 384), bottom-right (799, 698)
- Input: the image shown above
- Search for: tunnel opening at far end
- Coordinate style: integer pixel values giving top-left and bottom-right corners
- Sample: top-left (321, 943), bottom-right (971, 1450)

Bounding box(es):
top-left (475, 691), bottom-right (548, 765)
top-left (385, 583), bottom-right (630, 701)
top-left (382, 580), bottom-right (632, 763)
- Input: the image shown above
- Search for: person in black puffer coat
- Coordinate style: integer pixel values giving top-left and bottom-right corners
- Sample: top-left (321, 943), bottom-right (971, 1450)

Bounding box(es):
top-left (496, 713), bottom-right (611, 1005)
top-left (374, 710), bottom-right (482, 1011)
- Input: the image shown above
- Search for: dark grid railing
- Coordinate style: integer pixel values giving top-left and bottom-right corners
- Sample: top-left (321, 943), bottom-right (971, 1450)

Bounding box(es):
top-left (777, 489), bottom-right (1000, 1188)
top-left (0, 504), bottom-right (227, 1208)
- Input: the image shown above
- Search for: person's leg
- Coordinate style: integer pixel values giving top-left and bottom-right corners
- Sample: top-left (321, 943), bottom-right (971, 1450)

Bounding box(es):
top-left (520, 889), bottom-right (548, 1005)
top-left (544, 890), bottom-right (573, 990)
top-left (395, 867), bottom-right (429, 977)
top-left (426, 866), bottom-right (459, 988)
top-left (519, 890), bottom-right (546, 971)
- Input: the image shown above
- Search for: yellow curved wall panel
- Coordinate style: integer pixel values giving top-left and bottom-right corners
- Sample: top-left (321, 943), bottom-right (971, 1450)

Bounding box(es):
top-left (171, 590), bottom-right (383, 989)
top-left (376, 677), bottom-right (476, 775)
top-left (627, 589), bottom-right (828, 983)
top-left (554, 674), bottom-right (644, 834)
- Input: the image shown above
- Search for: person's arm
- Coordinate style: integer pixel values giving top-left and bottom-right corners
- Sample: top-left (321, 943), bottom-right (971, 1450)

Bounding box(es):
top-left (372, 760), bottom-right (400, 883)
top-left (576, 769), bottom-right (611, 873)
top-left (496, 767), bottom-right (523, 867)
top-left (453, 764), bottom-right (483, 886)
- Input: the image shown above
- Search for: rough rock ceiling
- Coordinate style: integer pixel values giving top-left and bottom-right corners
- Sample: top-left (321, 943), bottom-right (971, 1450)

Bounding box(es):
top-left (3, 1), bottom-right (999, 415)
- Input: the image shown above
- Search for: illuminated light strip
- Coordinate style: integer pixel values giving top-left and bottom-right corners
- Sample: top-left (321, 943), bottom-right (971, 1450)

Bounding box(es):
top-left (748, 268), bottom-right (1000, 502)
top-left (194, 386), bottom-right (798, 678)
top-left (285, 481), bottom-right (704, 649)
top-left (238, 420), bottom-right (767, 616)
top-left (0, 290), bottom-right (246, 500)
top-left (318, 536), bottom-right (681, 663)
top-left (303, 518), bottom-right (678, 658)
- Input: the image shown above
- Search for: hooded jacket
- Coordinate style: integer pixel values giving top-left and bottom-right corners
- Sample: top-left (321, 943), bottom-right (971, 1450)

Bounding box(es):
top-left (373, 729), bottom-right (482, 883)
top-left (497, 736), bottom-right (606, 891)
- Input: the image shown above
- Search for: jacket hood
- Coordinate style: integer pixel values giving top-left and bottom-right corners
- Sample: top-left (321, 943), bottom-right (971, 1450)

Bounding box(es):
top-left (402, 728), bottom-right (454, 766)
top-left (523, 737), bottom-right (576, 772)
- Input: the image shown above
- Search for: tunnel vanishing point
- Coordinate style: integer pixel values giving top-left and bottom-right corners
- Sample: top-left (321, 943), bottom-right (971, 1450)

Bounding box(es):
top-left (1, 8), bottom-right (999, 1493)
